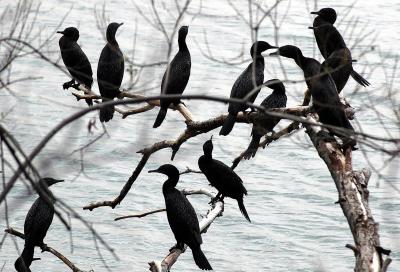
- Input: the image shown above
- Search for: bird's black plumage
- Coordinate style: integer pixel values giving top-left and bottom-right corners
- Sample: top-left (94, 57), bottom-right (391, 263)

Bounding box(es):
top-left (310, 8), bottom-right (337, 59)
top-left (310, 8), bottom-right (370, 90)
top-left (270, 45), bottom-right (356, 149)
top-left (149, 165), bottom-right (212, 270)
top-left (97, 22), bottom-right (124, 122)
top-left (153, 26), bottom-right (191, 128)
top-left (58, 27), bottom-right (93, 106)
top-left (15, 178), bottom-right (63, 272)
top-left (198, 137), bottom-right (250, 222)
top-left (243, 79), bottom-right (287, 159)
top-left (219, 41), bottom-right (278, 136)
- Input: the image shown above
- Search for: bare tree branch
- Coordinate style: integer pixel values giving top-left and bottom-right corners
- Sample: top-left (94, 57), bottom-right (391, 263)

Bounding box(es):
top-left (4, 228), bottom-right (89, 272)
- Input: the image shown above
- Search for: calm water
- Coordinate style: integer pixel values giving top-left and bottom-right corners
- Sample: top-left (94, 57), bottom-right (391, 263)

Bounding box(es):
top-left (0, 0), bottom-right (399, 271)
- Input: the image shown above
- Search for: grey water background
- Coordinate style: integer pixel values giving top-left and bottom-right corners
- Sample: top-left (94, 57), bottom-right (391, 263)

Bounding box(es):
top-left (0, 0), bottom-right (399, 271)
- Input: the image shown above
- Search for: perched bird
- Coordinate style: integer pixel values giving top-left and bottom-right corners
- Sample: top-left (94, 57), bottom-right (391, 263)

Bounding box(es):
top-left (97, 22), bottom-right (124, 122)
top-left (270, 45), bottom-right (356, 149)
top-left (310, 8), bottom-right (370, 91)
top-left (15, 178), bottom-right (63, 272)
top-left (153, 26), bottom-right (191, 128)
top-left (243, 79), bottom-right (287, 159)
top-left (310, 8), bottom-right (337, 58)
top-left (198, 136), bottom-right (250, 222)
top-left (149, 164), bottom-right (212, 270)
top-left (219, 41), bottom-right (278, 136)
top-left (57, 27), bottom-right (93, 106)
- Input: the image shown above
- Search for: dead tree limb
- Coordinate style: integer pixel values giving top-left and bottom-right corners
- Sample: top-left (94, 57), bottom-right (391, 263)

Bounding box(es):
top-left (4, 228), bottom-right (89, 272)
top-left (83, 106), bottom-right (311, 211)
top-left (70, 85), bottom-right (194, 122)
top-left (304, 115), bottom-right (391, 272)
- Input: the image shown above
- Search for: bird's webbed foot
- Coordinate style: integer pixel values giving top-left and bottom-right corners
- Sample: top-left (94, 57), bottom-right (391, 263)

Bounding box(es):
top-left (71, 83), bottom-right (80, 90)
top-left (341, 138), bottom-right (358, 151)
top-left (209, 193), bottom-right (223, 205)
top-left (40, 243), bottom-right (48, 252)
top-left (170, 242), bottom-right (185, 252)
top-left (62, 79), bottom-right (75, 90)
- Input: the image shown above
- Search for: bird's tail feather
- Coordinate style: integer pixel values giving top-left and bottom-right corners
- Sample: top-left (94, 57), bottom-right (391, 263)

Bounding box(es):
top-left (238, 198), bottom-right (251, 222)
top-left (85, 98), bottom-right (93, 106)
top-left (17, 246), bottom-right (34, 271)
top-left (243, 135), bottom-right (261, 160)
top-left (350, 70), bottom-right (370, 87)
top-left (99, 99), bottom-right (114, 122)
top-left (192, 246), bottom-right (213, 270)
top-left (219, 113), bottom-right (236, 136)
top-left (153, 107), bottom-right (168, 128)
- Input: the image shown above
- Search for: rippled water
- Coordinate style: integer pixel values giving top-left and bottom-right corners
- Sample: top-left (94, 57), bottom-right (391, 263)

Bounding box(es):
top-left (0, 0), bottom-right (399, 271)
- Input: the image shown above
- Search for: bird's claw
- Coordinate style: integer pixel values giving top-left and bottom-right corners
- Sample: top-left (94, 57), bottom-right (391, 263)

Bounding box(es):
top-left (62, 80), bottom-right (75, 90)
top-left (40, 243), bottom-right (48, 252)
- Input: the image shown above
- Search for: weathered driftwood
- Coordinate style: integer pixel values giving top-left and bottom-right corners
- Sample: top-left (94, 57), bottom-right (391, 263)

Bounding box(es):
top-left (5, 228), bottom-right (88, 272)
top-left (304, 115), bottom-right (391, 272)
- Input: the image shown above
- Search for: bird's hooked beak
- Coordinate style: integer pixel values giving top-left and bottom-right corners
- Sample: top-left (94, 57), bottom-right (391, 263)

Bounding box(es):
top-left (209, 135), bottom-right (213, 141)
top-left (148, 168), bottom-right (160, 173)
top-left (269, 50), bottom-right (280, 56)
top-left (118, 22), bottom-right (124, 27)
top-left (57, 31), bottom-right (64, 34)
top-left (53, 179), bottom-right (64, 185)
top-left (310, 11), bottom-right (319, 15)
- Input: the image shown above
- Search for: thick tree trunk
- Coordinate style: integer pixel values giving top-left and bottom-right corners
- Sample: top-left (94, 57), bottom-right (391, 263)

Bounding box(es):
top-left (304, 115), bottom-right (391, 272)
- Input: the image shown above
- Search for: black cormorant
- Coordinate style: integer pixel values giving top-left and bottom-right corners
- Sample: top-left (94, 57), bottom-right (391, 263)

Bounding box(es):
top-left (198, 137), bottom-right (250, 222)
top-left (97, 22), bottom-right (124, 122)
top-left (149, 164), bottom-right (212, 270)
top-left (243, 79), bottom-right (287, 159)
top-left (270, 45), bottom-right (356, 149)
top-left (153, 26), bottom-right (191, 128)
top-left (14, 178), bottom-right (63, 272)
top-left (57, 27), bottom-right (93, 106)
top-left (219, 41), bottom-right (278, 136)
top-left (310, 8), bottom-right (370, 90)
top-left (310, 8), bottom-right (337, 59)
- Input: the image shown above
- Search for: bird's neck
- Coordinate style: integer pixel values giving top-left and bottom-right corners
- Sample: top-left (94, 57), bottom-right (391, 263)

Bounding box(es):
top-left (178, 36), bottom-right (188, 52)
top-left (107, 32), bottom-right (118, 46)
top-left (203, 152), bottom-right (212, 160)
top-left (38, 186), bottom-right (56, 203)
top-left (294, 54), bottom-right (307, 70)
top-left (252, 54), bottom-right (264, 63)
top-left (162, 176), bottom-right (179, 191)
top-left (272, 88), bottom-right (285, 95)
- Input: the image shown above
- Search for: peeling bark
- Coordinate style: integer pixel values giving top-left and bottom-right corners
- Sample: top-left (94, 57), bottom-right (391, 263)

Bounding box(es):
top-left (304, 115), bottom-right (391, 272)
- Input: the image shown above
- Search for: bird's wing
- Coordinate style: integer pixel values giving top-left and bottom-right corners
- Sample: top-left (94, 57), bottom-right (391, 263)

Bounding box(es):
top-left (61, 43), bottom-right (93, 87)
top-left (165, 190), bottom-right (202, 246)
top-left (228, 62), bottom-right (264, 113)
top-left (24, 198), bottom-right (54, 246)
top-left (210, 160), bottom-right (247, 196)
top-left (97, 44), bottom-right (124, 98)
top-left (162, 51), bottom-right (191, 95)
